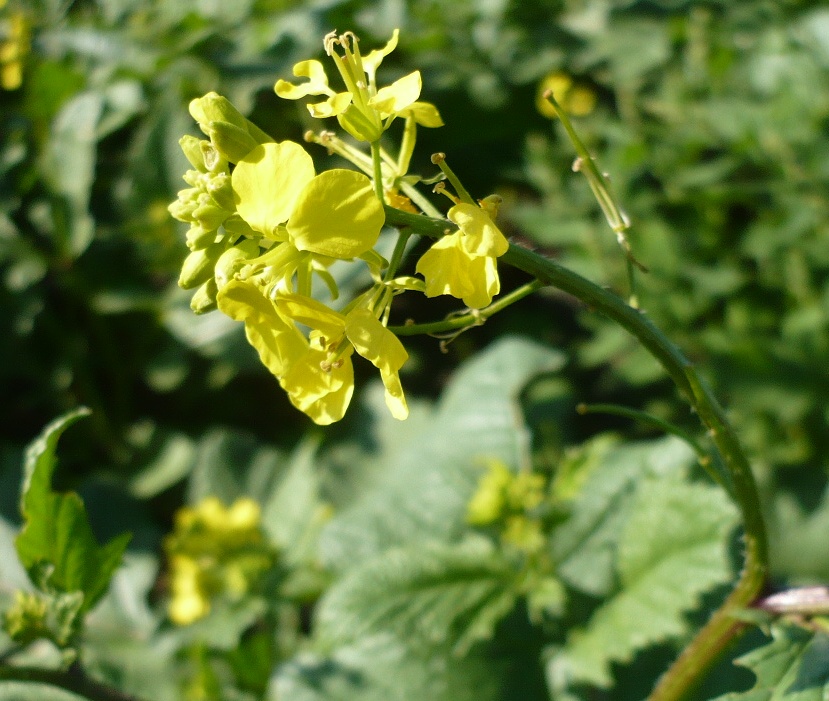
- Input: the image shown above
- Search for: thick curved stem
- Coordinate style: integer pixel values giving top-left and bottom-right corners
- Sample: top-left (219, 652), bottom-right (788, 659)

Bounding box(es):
top-left (385, 205), bottom-right (768, 701)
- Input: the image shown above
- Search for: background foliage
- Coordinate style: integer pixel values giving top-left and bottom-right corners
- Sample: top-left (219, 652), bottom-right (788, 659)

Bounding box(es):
top-left (1, 0), bottom-right (828, 700)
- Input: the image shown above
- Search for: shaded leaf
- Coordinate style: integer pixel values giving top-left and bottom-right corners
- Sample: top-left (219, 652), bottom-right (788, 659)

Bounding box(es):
top-left (711, 623), bottom-right (829, 701)
top-left (553, 478), bottom-right (738, 688)
top-left (16, 409), bottom-right (131, 612)
top-left (316, 539), bottom-right (517, 655)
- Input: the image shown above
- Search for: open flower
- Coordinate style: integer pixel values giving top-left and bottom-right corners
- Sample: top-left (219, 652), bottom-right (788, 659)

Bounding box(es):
top-left (277, 292), bottom-right (409, 420)
top-left (164, 497), bottom-right (274, 625)
top-left (275, 30), bottom-right (441, 142)
top-left (416, 202), bottom-right (509, 309)
top-left (232, 141), bottom-right (384, 258)
top-left (216, 279), bottom-right (354, 425)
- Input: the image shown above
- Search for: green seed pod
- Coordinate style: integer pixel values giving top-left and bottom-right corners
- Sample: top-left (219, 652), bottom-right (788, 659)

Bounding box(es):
top-left (206, 121), bottom-right (259, 164)
top-left (190, 278), bottom-right (218, 314)
top-left (179, 242), bottom-right (225, 289)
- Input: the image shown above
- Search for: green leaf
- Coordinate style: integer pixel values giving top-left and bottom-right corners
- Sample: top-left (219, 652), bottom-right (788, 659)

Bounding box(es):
top-left (272, 634), bottom-right (503, 701)
top-left (711, 623), bottom-right (829, 701)
top-left (552, 478), bottom-right (739, 688)
top-left (320, 336), bottom-right (566, 569)
top-left (15, 409), bottom-right (131, 613)
top-left (316, 538), bottom-right (517, 655)
top-left (0, 684), bottom-right (87, 701)
top-left (552, 435), bottom-right (696, 597)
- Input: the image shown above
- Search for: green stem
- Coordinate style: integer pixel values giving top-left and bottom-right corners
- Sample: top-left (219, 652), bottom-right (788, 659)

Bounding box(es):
top-left (0, 663), bottom-right (148, 701)
top-left (390, 280), bottom-right (543, 336)
top-left (384, 205), bottom-right (768, 701)
top-left (383, 229), bottom-right (413, 282)
top-left (370, 141), bottom-right (385, 203)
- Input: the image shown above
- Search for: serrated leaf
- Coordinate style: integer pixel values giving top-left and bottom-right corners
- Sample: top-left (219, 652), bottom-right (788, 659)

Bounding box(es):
top-left (552, 435), bottom-right (697, 596)
top-left (15, 409), bottom-right (131, 612)
top-left (712, 623), bottom-right (829, 701)
top-left (320, 336), bottom-right (566, 568)
top-left (271, 633), bottom-right (502, 701)
top-left (554, 478), bottom-right (739, 688)
top-left (316, 539), bottom-right (517, 655)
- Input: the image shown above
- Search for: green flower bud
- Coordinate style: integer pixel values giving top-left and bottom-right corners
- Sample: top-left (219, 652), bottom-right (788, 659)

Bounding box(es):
top-left (186, 225), bottom-right (219, 251)
top-left (179, 135), bottom-right (208, 171)
top-left (168, 196), bottom-right (198, 223)
top-left (206, 120), bottom-right (259, 163)
top-left (221, 214), bottom-right (258, 239)
top-left (214, 239), bottom-right (260, 289)
top-left (193, 199), bottom-right (229, 231)
top-left (190, 278), bottom-right (218, 314)
top-left (179, 242), bottom-right (225, 289)
top-left (200, 141), bottom-right (226, 173)
top-left (207, 173), bottom-right (235, 211)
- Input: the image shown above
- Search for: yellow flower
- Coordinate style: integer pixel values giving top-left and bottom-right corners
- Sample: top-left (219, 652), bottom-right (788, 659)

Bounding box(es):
top-left (416, 203), bottom-right (508, 309)
top-left (275, 29), bottom-right (442, 142)
top-left (277, 292), bottom-right (409, 420)
top-left (0, 10), bottom-right (30, 91)
top-left (536, 71), bottom-right (596, 119)
top-left (466, 462), bottom-right (513, 525)
top-left (216, 279), bottom-right (354, 424)
top-left (164, 497), bottom-right (274, 625)
top-left (232, 142), bottom-right (385, 258)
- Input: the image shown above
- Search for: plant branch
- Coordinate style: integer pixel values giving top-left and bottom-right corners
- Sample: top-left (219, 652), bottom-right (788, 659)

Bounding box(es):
top-left (384, 204), bottom-right (769, 701)
top-left (0, 662), bottom-right (149, 701)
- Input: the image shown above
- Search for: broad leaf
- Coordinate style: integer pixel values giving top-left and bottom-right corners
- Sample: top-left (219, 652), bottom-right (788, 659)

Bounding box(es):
top-left (320, 336), bottom-right (566, 569)
top-left (15, 409), bottom-right (131, 612)
top-left (552, 435), bottom-right (697, 597)
top-left (552, 477), bottom-right (738, 688)
top-left (316, 538), bottom-right (517, 655)
top-left (272, 633), bottom-right (502, 701)
top-left (711, 623), bottom-right (829, 701)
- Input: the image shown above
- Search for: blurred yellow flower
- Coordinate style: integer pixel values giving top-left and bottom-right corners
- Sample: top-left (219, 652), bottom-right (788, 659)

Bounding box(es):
top-left (0, 10), bottom-right (30, 91)
top-left (536, 71), bottom-right (596, 118)
top-left (164, 497), bottom-right (274, 625)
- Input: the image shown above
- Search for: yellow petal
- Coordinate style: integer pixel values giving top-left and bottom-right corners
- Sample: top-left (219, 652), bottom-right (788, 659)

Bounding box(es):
top-left (232, 142), bottom-right (315, 237)
top-left (368, 70), bottom-right (421, 118)
top-left (307, 92), bottom-right (353, 118)
top-left (274, 59), bottom-right (331, 99)
top-left (217, 279), bottom-right (307, 377)
top-left (344, 308), bottom-right (407, 373)
top-left (462, 255), bottom-right (500, 309)
top-left (276, 292), bottom-right (346, 342)
top-left (287, 169), bottom-right (384, 258)
top-left (362, 28), bottom-right (399, 83)
top-left (415, 232), bottom-right (477, 301)
top-left (401, 101), bottom-right (444, 128)
top-left (448, 203), bottom-right (509, 258)
top-left (281, 350), bottom-right (354, 425)
top-left (379, 366), bottom-right (409, 420)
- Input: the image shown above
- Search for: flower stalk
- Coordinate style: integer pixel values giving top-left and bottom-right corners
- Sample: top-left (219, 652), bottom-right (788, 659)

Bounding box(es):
top-left (384, 204), bottom-right (768, 701)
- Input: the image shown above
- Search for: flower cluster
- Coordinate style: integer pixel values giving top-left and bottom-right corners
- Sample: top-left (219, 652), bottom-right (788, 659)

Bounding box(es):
top-left (466, 461), bottom-right (548, 554)
top-left (164, 497), bottom-right (274, 625)
top-left (169, 30), bottom-right (512, 424)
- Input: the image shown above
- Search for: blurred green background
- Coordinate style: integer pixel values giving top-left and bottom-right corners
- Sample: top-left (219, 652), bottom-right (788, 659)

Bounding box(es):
top-left (1, 1), bottom-right (828, 696)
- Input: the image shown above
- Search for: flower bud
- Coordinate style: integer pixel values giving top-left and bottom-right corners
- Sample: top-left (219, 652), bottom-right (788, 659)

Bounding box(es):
top-left (179, 135), bottom-right (208, 171)
top-left (192, 199), bottom-right (228, 231)
top-left (178, 242), bottom-right (225, 289)
top-left (185, 225), bottom-right (218, 251)
top-left (206, 120), bottom-right (259, 164)
top-left (214, 239), bottom-right (260, 289)
top-left (190, 278), bottom-right (218, 314)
